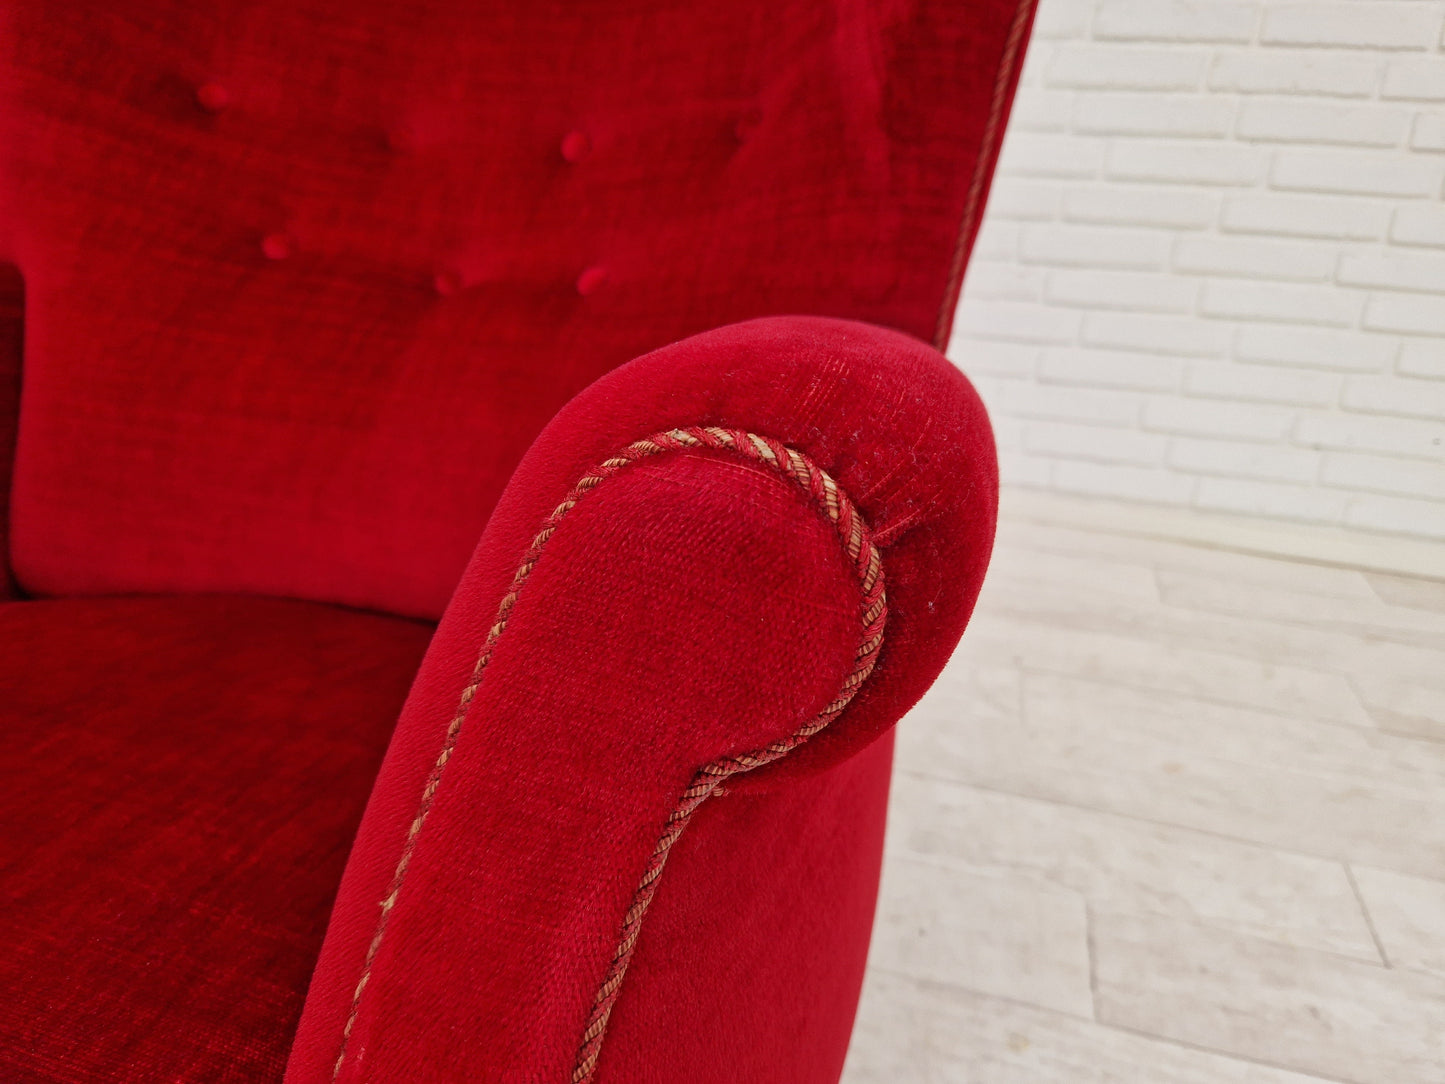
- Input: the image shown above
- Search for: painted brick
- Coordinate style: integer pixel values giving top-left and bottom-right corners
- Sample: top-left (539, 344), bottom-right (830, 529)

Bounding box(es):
top-left (972, 220), bottom-right (1020, 261)
top-left (1142, 396), bottom-right (1295, 441)
top-left (992, 415), bottom-right (1028, 458)
top-left (1363, 294), bottom-right (1445, 336)
top-left (1322, 451), bottom-right (1445, 502)
top-left (1012, 89), bottom-right (1075, 133)
top-left (1025, 421), bottom-right (1168, 466)
top-left (1343, 374), bottom-right (1445, 419)
top-left (1236, 100), bottom-right (1410, 147)
top-left (961, 263), bottom-right (1047, 302)
top-left (1412, 114), bottom-right (1445, 153)
top-left (951, 340), bottom-right (1039, 381)
top-left (1074, 94), bottom-right (1234, 138)
top-left (1020, 224), bottom-right (1170, 269)
top-left (997, 132), bottom-right (1107, 179)
top-left (986, 181), bottom-right (1061, 222)
top-left (1220, 194), bottom-right (1387, 241)
top-left (1271, 150), bottom-right (1443, 197)
top-left (970, 376), bottom-right (1145, 426)
top-left (1032, 0), bottom-right (1094, 40)
top-left (1208, 50), bottom-right (1380, 98)
top-left (1391, 205), bottom-right (1445, 248)
top-left (1294, 413), bottom-right (1444, 461)
top-left (947, 3), bottom-right (1445, 546)
top-left (1200, 281), bottom-right (1364, 327)
top-left (1095, 1), bottom-right (1259, 44)
top-left (1045, 268), bottom-right (1197, 313)
top-left (1062, 186), bottom-right (1219, 230)
top-left (1174, 236), bottom-right (1335, 281)
top-left (1382, 58), bottom-right (1445, 102)
top-left (1338, 251), bottom-right (1445, 294)
top-left (1108, 140), bottom-right (1264, 186)
top-left (1038, 347), bottom-right (1185, 392)
top-left (1047, 45), bottom-right (1208, 90)
top-left (1261, 4), bottom-right (1442, 50)
top-left (954, 297), bottom-right (1083, 344)
top-left (1053, 460), bottom-right (1197, 504)
top-left (997, 448), bottom-right (1056, 488)
top-left (1168, 436), bottom-right (1320, 484)
top-left (1185, 360), bottom-right (1340, 407)
top-left (1234, 325), bottom-right (1394, 372)
top-left (1399, 339), bottom-right (1445, 379)
top-left (1195, 476), bottom-right (1350, 524)
top-left (1084, 311), bottom-right (1231, 357)
top-left (1345, 494), bottom-right (1445, 539)
top-left (1018, 41), bottom-right (1054, 88)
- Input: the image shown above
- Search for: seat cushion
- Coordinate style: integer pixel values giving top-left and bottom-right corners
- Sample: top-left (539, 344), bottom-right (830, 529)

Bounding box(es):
top-left (0, 595), bottom-right (432, 1083)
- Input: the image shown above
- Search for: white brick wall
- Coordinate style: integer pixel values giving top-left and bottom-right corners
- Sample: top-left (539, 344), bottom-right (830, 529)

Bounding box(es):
top-left (950, 0), bottom-right (1445, 543)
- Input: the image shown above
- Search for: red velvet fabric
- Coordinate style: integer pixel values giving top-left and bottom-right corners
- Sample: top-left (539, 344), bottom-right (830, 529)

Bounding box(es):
top-left (0, 0), bottom-right (1032, 1078)
top-left (290, 317), bottom-right (997, 1083)
top-left (0, 265), bottom-right (20, 598)
top-left (0, 595), bottom-right (432, 1083)
top-left (0, 0), bottom-right (1030, 619)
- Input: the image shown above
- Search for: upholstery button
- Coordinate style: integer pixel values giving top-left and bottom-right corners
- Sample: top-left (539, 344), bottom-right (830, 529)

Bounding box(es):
top-left (261, 233), bottom-right (292, 260)
top-left (560, 130), bottom-right (591, 163)
top-left (196, 82), bottom-right (231, 113)
top-left (575, 265), bottom-right (607, 296)
top-left (433, 269), bottom-right (462, 296)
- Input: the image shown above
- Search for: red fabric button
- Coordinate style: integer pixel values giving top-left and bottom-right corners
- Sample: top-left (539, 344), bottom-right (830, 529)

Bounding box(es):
top-left (261, 233), bottom-right (292, 260)
top-left (560, 130), bottom-right (591, 163)
top-left (195, 83), bottom-right (231, 112)
top-left (575, 265), bottom-right (607, 296)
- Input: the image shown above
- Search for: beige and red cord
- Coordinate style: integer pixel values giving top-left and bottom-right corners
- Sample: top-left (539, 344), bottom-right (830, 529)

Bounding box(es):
top-left (332, 427), bottom-right (887, 1083)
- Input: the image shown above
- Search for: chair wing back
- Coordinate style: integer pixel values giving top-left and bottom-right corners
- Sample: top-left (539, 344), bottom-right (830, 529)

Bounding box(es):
top-left (0, 0), bottom-right (1031, 618)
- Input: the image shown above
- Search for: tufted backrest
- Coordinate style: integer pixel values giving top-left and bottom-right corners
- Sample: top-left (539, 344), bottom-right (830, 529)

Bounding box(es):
top-left (0, 0), bottom-right (1031, 619)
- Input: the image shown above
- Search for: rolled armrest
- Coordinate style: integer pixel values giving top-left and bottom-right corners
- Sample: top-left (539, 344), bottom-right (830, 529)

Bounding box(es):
top-left (287, 315), bottom-right (997, 1083)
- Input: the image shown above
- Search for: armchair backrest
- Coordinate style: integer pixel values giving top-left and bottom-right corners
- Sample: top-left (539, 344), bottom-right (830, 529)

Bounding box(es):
top-left (0, 0), bottom-right (1031, 618)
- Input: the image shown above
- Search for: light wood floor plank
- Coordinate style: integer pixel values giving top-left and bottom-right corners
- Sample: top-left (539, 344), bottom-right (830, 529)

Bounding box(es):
top-left (1092, 911), bottom-right (1445, 1084)
top-left (1351, 865), bottom-right (1445, 978)
top-left (841, 970), bottom-right (1338, 1084)
top-left (871, 856), bottom-right (1094, 1018)
top-left (897, 667), bottom-right (1445, 879)
top-left (847, 500), bottom-right (1445, 1080)
top-left (1157, 568), bottom-right (1445, 652)
top-left (959, 614), bottom-right (1373, 729)
top-left (887, 774), bottom-right (1379, 962)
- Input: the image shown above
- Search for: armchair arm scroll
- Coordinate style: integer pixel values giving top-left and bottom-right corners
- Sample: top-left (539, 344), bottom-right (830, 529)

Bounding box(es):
top-left (287, 315), bottom-right (998, 1084)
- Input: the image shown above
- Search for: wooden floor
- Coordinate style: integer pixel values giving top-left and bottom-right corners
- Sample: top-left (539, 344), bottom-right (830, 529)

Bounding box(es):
top-left (841, 504), bottom-right (1445, 1083)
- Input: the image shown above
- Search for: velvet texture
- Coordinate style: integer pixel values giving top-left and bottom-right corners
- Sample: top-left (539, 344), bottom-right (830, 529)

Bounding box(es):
top-left (0, 0), bottom-right (1032, 1079)
top-left (0, 0), bottom-right (1029, 619)
top-left (0, 596), bottom-right (433, 1083)
top-left (291, 317), bottom-right (998, 1083)
top-left (0, 266), bottom-right (20, 598)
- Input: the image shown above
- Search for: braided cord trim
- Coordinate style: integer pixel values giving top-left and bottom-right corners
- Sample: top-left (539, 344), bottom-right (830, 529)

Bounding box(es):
top-left (332, 427), bottom-right (886, 1083)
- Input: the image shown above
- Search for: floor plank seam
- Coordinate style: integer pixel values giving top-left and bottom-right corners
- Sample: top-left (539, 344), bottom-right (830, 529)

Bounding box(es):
top-left (1343, 862), bottom-right (1393, 970)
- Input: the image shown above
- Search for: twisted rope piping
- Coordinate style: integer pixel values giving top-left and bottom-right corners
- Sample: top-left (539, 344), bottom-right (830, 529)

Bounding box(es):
top-left (332, 426), bottom-right (886, 1083)
top-left (571, 429), bottom-right (885, 1082)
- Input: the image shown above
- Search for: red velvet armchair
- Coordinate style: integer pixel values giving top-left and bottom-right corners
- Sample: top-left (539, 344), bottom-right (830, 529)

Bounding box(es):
top-left (0, 2), bottom-right (1034, 1081)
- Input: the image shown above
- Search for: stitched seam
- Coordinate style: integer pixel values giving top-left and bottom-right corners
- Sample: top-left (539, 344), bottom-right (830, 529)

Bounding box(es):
top-left (330, 427), bottom-right (885, 1082)
top-left (570, 429), bottom-right (886, 1084)
top-left (932, 0), bottom-right (1037, 351)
